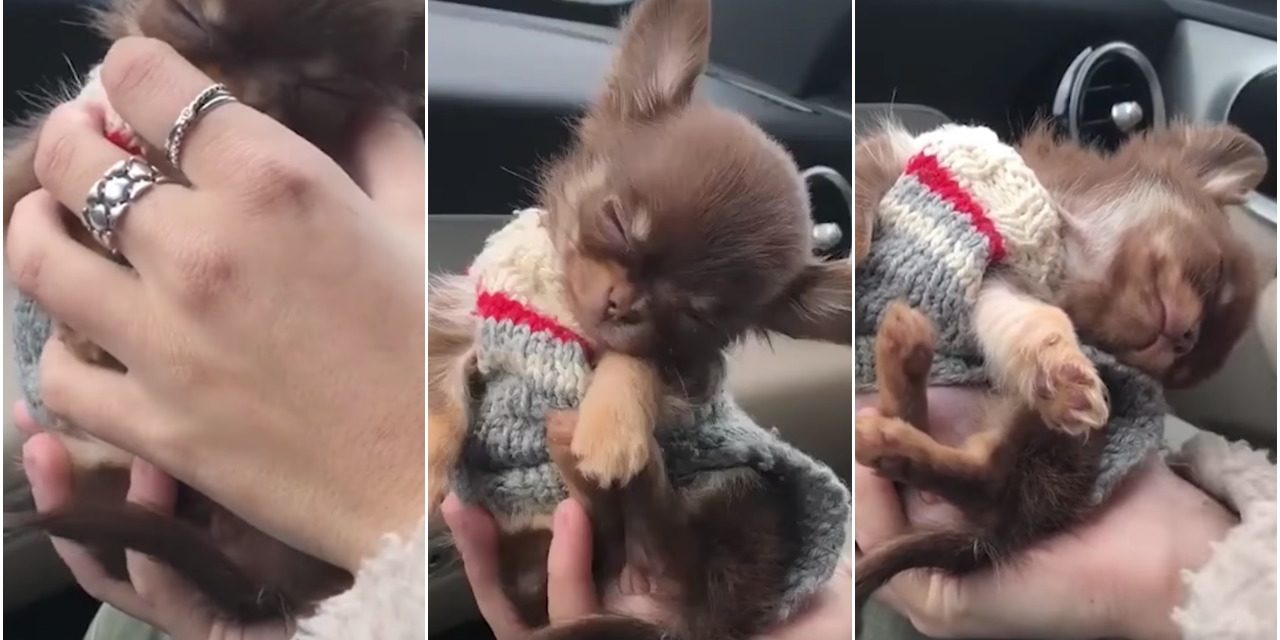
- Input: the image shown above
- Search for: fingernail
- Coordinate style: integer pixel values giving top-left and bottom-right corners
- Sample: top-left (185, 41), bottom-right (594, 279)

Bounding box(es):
top-left (553, 499), bottom-right (576, 530)
top-left (21, 440), bottom-right (38, 472)
top-left (132, 457), bottom-right (164, 486)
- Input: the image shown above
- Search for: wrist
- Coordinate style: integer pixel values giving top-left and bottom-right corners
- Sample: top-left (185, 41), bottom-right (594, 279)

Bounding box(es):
top-left (1119, 489), bottom-right (1238, 640)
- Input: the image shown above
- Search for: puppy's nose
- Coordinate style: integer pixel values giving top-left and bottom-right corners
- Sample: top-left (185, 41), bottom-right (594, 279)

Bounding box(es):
top-left (603, 284), bottom-right (637, 321)
top-left (1171, 325), bottom-right (1200, 356)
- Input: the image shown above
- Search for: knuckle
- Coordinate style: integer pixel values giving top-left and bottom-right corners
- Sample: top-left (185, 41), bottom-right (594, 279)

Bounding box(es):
top-left (101, 37), bottom-right (175, 102)
top-left (9, 214), bottom-right (49, 297)
top-left (170, 240), bottom-right (236, 306)
top-left (38, 347), bottom-right (73, 415)
top-left (221, 144), bottom-right (315, 213)
top-left (33, 112), bottom-right (79, 190)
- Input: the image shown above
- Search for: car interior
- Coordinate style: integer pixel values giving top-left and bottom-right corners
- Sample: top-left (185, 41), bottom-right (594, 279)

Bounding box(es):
top-left (856, 0), bottom-right (1275, 633)
top-left (857, 0), bottom-right (1277, 453)
top-left (426, 0), bottom-right (852, 636)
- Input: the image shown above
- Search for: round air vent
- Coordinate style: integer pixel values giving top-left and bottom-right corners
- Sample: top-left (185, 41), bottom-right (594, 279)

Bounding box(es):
top-left (1226, 67), bottom-right (1276, 198)
top-left (1053, 42), bottom-right (1166, 149)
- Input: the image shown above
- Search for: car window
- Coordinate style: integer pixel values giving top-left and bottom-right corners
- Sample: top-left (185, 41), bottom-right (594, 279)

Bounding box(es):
top-left (438, 0), bottom-right (631, 25)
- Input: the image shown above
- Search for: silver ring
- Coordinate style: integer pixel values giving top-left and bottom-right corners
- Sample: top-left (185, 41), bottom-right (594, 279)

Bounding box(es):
top-left (82, 157), bottom-right (171, 254)
top-left (165, 83), bottom-right (238, 171)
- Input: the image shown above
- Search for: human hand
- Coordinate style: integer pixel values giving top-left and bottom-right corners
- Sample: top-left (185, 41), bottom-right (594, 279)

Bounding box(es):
top-left (854, 391), bottom-right (1237, 640)
top-left (20, 419), bottom-right (289, 640)
top-left (6, 37), bottom-right (425, 572)
top-left (442, 494), bottom-right (852, 639)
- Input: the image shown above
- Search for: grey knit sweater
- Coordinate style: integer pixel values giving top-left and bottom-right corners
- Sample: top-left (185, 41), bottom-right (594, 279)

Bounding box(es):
top-left (451, 209), bottom-right (851, 619)
top-left (854, 125), bottom-right (1164, 503)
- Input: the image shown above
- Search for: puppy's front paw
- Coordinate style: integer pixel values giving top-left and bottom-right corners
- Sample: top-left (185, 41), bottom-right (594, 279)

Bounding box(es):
top-left (1032, 340), bottom-right (1109, 435)
top-left (571, 398), bottom-right (651, 488)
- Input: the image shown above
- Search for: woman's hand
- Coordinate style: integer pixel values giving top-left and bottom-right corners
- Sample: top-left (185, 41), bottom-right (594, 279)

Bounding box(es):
top-left (20, 420), bottom-right (289, 640)
top-left (442, 494), bottom-right (852, 639)
top-left (6, 37), bottom-right (425, 572)
top-left (855, 391), bottom-right (1238, 640)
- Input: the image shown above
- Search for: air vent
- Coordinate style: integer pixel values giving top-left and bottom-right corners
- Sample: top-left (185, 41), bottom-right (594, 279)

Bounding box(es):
top-left (1226, 68), bottom-right (1276, 199)
top-left (802, 166), bottom-right (851, 258)
top-left (1053, 42), bottom-right (1166, 150)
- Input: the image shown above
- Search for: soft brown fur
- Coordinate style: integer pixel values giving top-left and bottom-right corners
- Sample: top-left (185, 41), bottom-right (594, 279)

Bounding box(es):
top-left (3, 0), bottom-right (422, 622)
top-left (427, 0), bottom-right (851, 638)
top-left (852, 121), bottom-right (1266, 603)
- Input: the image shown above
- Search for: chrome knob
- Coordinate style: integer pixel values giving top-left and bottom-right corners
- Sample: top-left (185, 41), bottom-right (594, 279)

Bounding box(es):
top-left (1111, 101), bottom-right (1144, 132)
top-left (812, 222), bottom-right (843, 252)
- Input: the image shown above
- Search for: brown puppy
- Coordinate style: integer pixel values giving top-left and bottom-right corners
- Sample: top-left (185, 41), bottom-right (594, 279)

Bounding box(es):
top-left (4, 0), bottom-right (422, 622)
top-left (428, 0), bottom-right (852, 504)
top-left (853, 121), bottom-right (1265, 601)
top-left (428, 0), bottom-right (851, 637)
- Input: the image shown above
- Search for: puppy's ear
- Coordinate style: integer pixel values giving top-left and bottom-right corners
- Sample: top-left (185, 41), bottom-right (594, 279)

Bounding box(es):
top-left (760, 260), bottom-right (852, 344)
top-left (1172, 124), bottom-right (1268, 204)
top-left (591, 0), bottom-right (710, 125)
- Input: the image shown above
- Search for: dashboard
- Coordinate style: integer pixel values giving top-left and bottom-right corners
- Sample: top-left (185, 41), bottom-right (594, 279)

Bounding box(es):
top-left (856, 0), bottom-right (1276, 222)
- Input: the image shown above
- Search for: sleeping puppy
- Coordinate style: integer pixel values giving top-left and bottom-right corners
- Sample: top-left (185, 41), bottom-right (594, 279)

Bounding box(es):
top-left (853, 121), bottom-right (1264, 602)
top-left (429, 0), bottom-right (853, 638)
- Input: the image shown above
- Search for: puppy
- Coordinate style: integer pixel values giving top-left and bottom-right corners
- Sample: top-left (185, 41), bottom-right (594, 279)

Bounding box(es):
top-left (429, 0), bottom-right (852, 637)
top-left (853, 121), bottom-right (1265, 601)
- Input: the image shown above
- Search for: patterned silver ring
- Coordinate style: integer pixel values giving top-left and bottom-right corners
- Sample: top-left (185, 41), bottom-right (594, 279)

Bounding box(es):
top-left (165, 83), bottom-right (238, 171)
top-left (82, 157), bottom-right (171, 254)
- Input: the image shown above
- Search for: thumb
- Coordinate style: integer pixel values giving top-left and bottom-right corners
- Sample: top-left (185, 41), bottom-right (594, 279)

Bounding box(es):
top-left (547, 498), bottom-right (599, 623)
top-left (853, 464), bottom-right (908, 550)
top-left (348, 109), bottom-right (424, 232)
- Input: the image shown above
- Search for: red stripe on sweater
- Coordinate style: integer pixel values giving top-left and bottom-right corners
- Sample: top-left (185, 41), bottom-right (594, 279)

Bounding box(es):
top-left (475, 290), bottom-right (592, 356)
top-left (904, 152), bottom-right (1007, 263)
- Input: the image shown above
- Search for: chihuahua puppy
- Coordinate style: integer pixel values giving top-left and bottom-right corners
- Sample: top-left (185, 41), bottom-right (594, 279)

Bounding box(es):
top-left (429, 0), bottom-right (852, 637)
top-left (4, 0), bottom-right (422, 622)
top-left (853, 121), bottom-right (1265, 600)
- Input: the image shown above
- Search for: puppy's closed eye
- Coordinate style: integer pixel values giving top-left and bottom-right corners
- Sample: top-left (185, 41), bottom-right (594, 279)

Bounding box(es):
top-left (601, 196), bottom-right (630, 249)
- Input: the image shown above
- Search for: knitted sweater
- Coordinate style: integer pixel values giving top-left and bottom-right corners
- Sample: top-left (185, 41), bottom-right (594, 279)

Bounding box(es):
top-left (450, 208), bottom-right (851, 619)
top-left (853, 125), bottom-right (1164, 503)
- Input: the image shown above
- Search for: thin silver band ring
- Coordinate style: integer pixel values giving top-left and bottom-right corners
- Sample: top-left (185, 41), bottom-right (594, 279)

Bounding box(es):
top-left (165, 83), bottom-right (239, 172)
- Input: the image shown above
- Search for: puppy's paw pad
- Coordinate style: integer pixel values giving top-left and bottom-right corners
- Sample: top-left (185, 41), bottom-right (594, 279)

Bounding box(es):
top-left (878, 301), bottom-right (936, 377)
top-left (1033, 346), bottom-right (1109, 435)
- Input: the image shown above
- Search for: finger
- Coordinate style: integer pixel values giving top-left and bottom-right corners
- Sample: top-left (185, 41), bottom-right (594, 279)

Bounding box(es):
top-left (6, 190), bottom-right (150, 358)
top-left (33, 101), bottom-right (152, 211)
top-left (100, 37), bottom-right (311, 188)
top-left (348, 109), bottom-right (424, 231)
top-left (440, 494), bottom-right (529, 639)
top-left (22, 434), bottom-right (156, 621)
top-left (853, 464), bottom-right (908, 550)
top-left (39, 338), bottom-right (155, 456)
top-left (124, 457), bottom-right (214, 636)
top-left (547, 499), bottom-right (599, 623)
